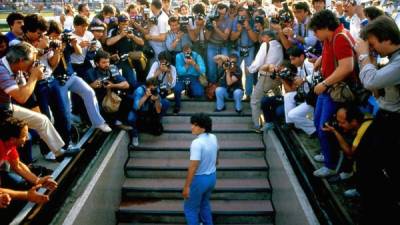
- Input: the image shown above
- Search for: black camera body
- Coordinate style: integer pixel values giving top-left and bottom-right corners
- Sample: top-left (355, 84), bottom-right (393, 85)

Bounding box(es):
top-left (55, 73), bottom-right (69, 86)
top-left (33, 60), bottom-right (47, 73)
top-left (159, 84), bottom-right (168, 98)
top-left (132, 15), bottom-right (144, 22)
top-left (206, 12), bottom-right (219, 31)
top-left (160, 61), bottom-right (170, 67)
top-left (237, 15), bottom-right (246, 25)
top-left (150, 87), bottom-right (159, 96)
top-left (100, 77), bottom-right (110, 86)
top-left (179, 16), bottom-right (192, 32)
top-left (305, 46), bottom-right (322, 59)
top-left (49, 40), bottom-right (61, 49)
top-left (184, 52), bottom-right (192, 59)
top-left (223, 60), bottom-right (236, 69)
top-left (149, 16), bottom-right (158, 25)
top-left (61, 31), bottom-right (72, 44)
top-left (255, 15), bottom-right (264, 24)
top-left (125, 27), bottom-right (135, 34)
top-left (270, 67), bottom-right (295, 81)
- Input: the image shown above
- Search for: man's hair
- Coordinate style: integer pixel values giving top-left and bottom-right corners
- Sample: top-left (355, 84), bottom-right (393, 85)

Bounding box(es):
top-left (22, 14), bottom-right (48, 33)
top-left (312, 0), bottom-right (326, 5)
top-left (78, 3), bottom-right (88, 13)
top-left (287, 46), bottom-right (305, 57)
top-left (74, 15), bottom-right (90, 26)
top-left (126, 3), bottom-right (137, 13)
top-left (47, 20), bottom-right (63, 35)
top-left (94, 50), bottom-right (110, 63)
top-left (309, 9), bottom-right (339, 31)
top-left (192, 2), bottom-right (206, 15)
top-left (158, 51), bottom-right (172, 63)
top-left (151, 0), bottom-right (162, 10)
top-left (360, 16), bottom-right (400, 45)
top-left (293, 1), bottom-right (311, 14)
top-left (364, 6), bottom-right (384, 21)
top-left (281, 60), bottom-right (298, 74)
top-left (0, 117), bottom-right (27, 141)
top-left (146, 77), bottom-right (159, 87)
top-left (190, 113), bottom-right (212, 133)
top-left (339, 104), bottom-right (364, 123)
top-left (229, 53), bottom-right (239, 61)
top-left (6, 42), bottom-right (36, 64)
top-left (168, 16), bottom-right (179, 24)
top-left (0, 34), bottom-right (8, 44)
top-left (6, 12), bottom-right (24, 28)
top-left (102, 5), bottom-right (116, 15)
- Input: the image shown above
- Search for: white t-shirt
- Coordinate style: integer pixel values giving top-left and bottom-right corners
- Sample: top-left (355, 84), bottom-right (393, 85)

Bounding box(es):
top-left (70, 31), bottom-right (94, 64)
top-left (149, 11), bottom-right (169, 56)
top-left (190, 133), bottom-right (218, 175)
top-left (63, 15), bottom-right (74, 31)
top-left (146, 61), bottom-right (177, 88)
top-left (39, 50), bottom-right (54, 79)
top-left (349, 14), bottom-right (361, 40)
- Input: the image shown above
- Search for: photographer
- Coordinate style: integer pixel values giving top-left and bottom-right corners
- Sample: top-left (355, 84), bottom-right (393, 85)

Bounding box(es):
top-left (354, 16), bottom-right (400, 224)
top-left (188, 3), bottom-right (207, 62)
top-left (214, 53), bottom-right (243, 113)
top-left (269, 5), bottom-right (295, 50)
top-left (285, 46), bottom-right (316, 137)
top-left (230, 6), bottom-right (258, 97)
top-left (165, 16), bottom-right (192, 64)
top-left (106, 13), bottom-right (145, 87)
top-left (48, 21), bottom-right (112, 133)
top-left (174, 44), bottom-right (205, 114)
top-left (205, 3), bottom-right (232, 83)
top-left (130, 77), bottom-right (170, 147)
top-left (146, 51), bottom-right (177, 98)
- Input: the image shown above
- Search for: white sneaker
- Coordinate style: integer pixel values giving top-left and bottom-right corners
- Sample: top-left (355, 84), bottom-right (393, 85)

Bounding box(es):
top-left (313, 154), bottom-right (325, 162)
top-left (339, 172), bottom-right (353, 180)
top-left (132, 137), bottom-right (139, 147)
top-left (96, 123), bottom-right (112, 133)
top-left (313, 166), bottom-right (336, 178)
top-left (45, 152), bottom-right (56, 160)
top-left (343, 188), bottom-right (360, 198)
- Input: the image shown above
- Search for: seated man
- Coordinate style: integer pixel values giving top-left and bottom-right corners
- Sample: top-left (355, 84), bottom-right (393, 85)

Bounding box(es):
top-left (0, 118), bottom-right (56, 223)
top-left (129, 77), bottom-right (170, 147)
top-left (214, 53), bottom-right (243, 113)
top-left (174, 44), bottom-right (205, 114)
top-left (146, 51), bottom-right (177, 98)
top-left (85, 50), bottom-right (131, 128)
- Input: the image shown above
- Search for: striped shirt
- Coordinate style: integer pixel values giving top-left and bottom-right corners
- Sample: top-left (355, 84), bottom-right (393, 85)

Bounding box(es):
top-left (0, 57), bottom-right (18, 106)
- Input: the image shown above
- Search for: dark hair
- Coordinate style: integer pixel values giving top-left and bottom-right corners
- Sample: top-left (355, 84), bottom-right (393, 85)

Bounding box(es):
top-left (6, 12), bottom-right (24, 28)
top-left (256, 8), bottom-right (266, 16)
top-left (168, 16), bottom-right (179, 24)
top-left (360, 16), bottom-right (400, 45)
top-left (309, 9), bottom-right (339, 31)
top-left (312, 0), bottom-right (326, 5)
top-left (0, 117), bottom-right (28, 141)
top-left (126, 3), bottom-right (137, 13)
top-left (293, 1), bottom-right (311, 14)
top-left (281, 60), bottom-right (298, 74)
top-left (158, 51), bottom-right (172, 63)
top-left (74, 15), bottom-right (90, 26)
top-left (78, 3), bottom-right (88, 13)
top-left (138, 0), bottom-right (150, 8)
top-left (22, 14), bottom-right (48, 33)
top-left (287, 46), bottom-right (305, 57)
top-left (151, 0), bottom-right (162, 10)
top-left (94, 50), bottom-right (110, 63)
top-left (146, 77), bottom-right (159, 87)
top-left (47, 20), bottom-right (63, 35)
top-left (229, 53), bottom-right (239, 60)
top-left (102, 5), bottom-right (116, 15)
top-left (0, 33), bottom-right (8, 44)
top-left (190, 113), bottom-right (212, 133)
top-left (192, 3), bottom-right (206, 15)
top-left (364, 6), bottom-right (384, 21)
top-left (339, 105), bottom-right (364, 123)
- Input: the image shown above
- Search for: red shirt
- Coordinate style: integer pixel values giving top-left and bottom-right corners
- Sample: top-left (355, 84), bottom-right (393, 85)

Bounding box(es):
top-left (321, 24), bottom-right (356, 79)
top-left (0, 140), bottom-right (19, 166)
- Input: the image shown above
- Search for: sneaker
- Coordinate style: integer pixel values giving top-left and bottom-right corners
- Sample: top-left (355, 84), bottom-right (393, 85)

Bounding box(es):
top-left (235, 108), bottom-right (242, 114)
top-left (45, 152), bottom-right (56, 160)
top-left (63, 145), bottom-right (80, 156)
top-left (96, 123), bottom-right (112, 133)
top-left (339, 172), bottom-right (353, 180)
top-left (132, 137), bottom-right (139, 147)
top-left (313, 154), bottom-right (325, 162)
top-left (343, 188), bottom-right (360, 198)
top-left (214, 106), bottom-right (226, 112)
top-left (313, 166), bottom-right (336, 178)
top-left (173, 107), bottom-right (180, 114)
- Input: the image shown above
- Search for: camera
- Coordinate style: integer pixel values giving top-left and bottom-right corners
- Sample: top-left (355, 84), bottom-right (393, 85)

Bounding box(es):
top-left (33, 60), bottom-right (47, 73)
top-left (270, 67), bottom-right (295, 81)
top-left (49, 40), bottom-right (61, 49)
top-left (61, 31), bottom-right (73, 44)
top-left (149, 16), bottom-right (158, 25)
top-left (55, 73), bottom-right (69, 86)
top-left (206, 11), bottom-right (219, 30)
top-left (150, 87), bottom-right (159, 96)
top-left (132, 15), bottom-right (144, 22)
top-left (124, 27), bottom-right (135, 34)
top-left (255, 15), bottom-right (264, 24)
top-left (159, 84), bottom-right (168, 98)
top-left (305, 72), bottom-right (324, 87)
top-left (184, 52), bottom-right (192, 59)
top-left (223, 60), bottom-right (235, 69)
top-left (237, 15), bottom-right (246, 25)
top-left (120, 53), bottom-right (129, 62)
top-left (179, 16), bottom-right (191, 32)
top-left (195, 14), bottom-right (205, 21)
top-left (100, 77), bottom-right (110, 86)
top-left (305, 46), bottom-right (322, 59)
top-left (160, 61), bottom-right (170, 67)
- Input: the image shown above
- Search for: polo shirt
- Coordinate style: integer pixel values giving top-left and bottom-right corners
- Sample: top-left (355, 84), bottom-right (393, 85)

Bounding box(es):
top-left (190, 133), bottom-right (218, 176)
top-left (0, 140), bottom-right (19, 169)
top-left (0, 57), bottom-right (18, 106)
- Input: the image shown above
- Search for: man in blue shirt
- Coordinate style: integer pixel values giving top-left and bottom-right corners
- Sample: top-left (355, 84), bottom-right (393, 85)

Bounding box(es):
top-left (165, 16), bottom-right (192, 64)
top-left (5, 13), bottom-right (24, 43)
top-left (174, 44), bottom-right (205, 114)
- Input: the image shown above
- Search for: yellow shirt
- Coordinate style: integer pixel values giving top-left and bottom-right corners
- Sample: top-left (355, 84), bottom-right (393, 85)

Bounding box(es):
top-left (352, 120), bottom-right (373, 149)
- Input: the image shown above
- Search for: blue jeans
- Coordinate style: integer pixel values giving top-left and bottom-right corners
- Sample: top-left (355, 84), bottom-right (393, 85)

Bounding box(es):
top-left (35, 78), bottom-right (70, 148)
top-left (117, 60), bottom-right (137, 87)
top-left (234, 46), bottom-right (256, 96)
top-left (207, 43), bottom-right (229, 83)
top-left (184, 173), bottom-right (216, 225)
top-left (314, 93), bottom-right (338, 169)
top-left (174, 76), bottom-right (204, 108)
top-left (261, 96), bottom-right (284, 123)
top-left (127, 98), bottom-right (170, 137)
top-left (215, 87), bottom-right (243, 111)
top-left (59, 74), bottom-right (105, 127)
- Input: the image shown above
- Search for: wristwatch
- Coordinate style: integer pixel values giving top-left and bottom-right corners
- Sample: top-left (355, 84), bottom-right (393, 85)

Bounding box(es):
top-left (358, 53), bottom-right (369, 63)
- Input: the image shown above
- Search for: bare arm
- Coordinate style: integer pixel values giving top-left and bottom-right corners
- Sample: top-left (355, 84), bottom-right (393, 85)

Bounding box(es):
top-left (182, 160), bottom-right (200, 199)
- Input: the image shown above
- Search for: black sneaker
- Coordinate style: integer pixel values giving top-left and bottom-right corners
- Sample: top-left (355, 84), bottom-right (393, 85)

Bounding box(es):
top-left (173, 107), bottom-right (180, 114)
top-left (235, 109), bottom-right (242, 114)
top-left (214, 106), bottom-right (226, 112)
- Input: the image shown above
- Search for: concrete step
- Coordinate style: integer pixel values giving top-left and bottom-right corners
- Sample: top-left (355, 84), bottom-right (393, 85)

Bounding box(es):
top-left (122, 178), bottom-right (271, 200)
top-left (125, 158), bottom-right (269, 179)
top-left (117, 199), bottom-right (274, 224)
top-left (134, 133), bottom-right (264, 151)
top-left (166, 101), bottom-right (251, 116)
top-left (118, 224), bottom-right (273, 225)
top-left (131, 149), bottom-right (264, 159)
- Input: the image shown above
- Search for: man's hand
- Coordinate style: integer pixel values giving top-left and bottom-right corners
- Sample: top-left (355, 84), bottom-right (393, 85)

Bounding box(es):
top-left (212, 21), bottom-right (218, 29)
top-left (282, 27), bottom-right (294, 37)
top-left (37, 176), bottom-right (58, 191)
top-left (150, 94), bottom-right (159, 101)
top-left (293, 77), bottom-right (304, 87)
top-left (119, 30), bottom-right (128, 38)
top-left (260, 64), bottom-right (275, 73)
top-left (237, 23), bottom-right (243, 32)
top-left (145, 88), bottom-right (152, 97)
top-left (355, 38), bottom-right (370, 56)
top-left (79, 40), bottom-right (90, 48)
top-left (29, 63), bottom-right (45, 80)
top-left (314, 82), bottom-right (328, 95)
top-left (270, 23), bottom-right (282, 32)
top-left (27, 185), bottom-right (49, 204)
top-left (322, 122), bottom-right (335, 132)
top-left (243, 20), bottom-right (251, 31)
top-left (110, 54), bottom-right (120, 62)
top-left (0, 192), bottom-right (11, 208)
top-left (182, 186), bottom-right (190, 199)
top-left (177, 31), bottom-right (184, 40)
top-left (196, 19), bottom-right (205, 28)
top-left (255, 22), bottom-right (263, 32)
top-left (104, 81), bottom-right (115, 89)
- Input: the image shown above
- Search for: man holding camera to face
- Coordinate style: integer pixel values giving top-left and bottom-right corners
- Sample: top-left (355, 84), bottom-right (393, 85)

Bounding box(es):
top-left (174, 44), bottom-right (205, 114)
top-left (146, 51), bottom-right (177, 98)
top-left (188, 3), bottom-right (207, 62)
top-left (214, 53), bottom-right (244, 113)
top-left (130, 77), bottom-right (170, 147)
top-left (166, 16), bottom-right (192, 64)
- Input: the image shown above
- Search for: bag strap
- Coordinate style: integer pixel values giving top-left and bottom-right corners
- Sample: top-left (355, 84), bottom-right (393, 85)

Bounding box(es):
top-left (332, 32), bottom-right (360, 82)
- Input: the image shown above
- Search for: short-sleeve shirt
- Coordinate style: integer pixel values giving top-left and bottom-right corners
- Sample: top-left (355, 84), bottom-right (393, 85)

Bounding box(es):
top-left (218, 67), bottom-right (243, 91)
top-left (352, 120), bottom-right (373, 149)
top-left (149, 11), bottom-right (169, 55)
top-left (0, 140), bottom-right (19, 169)
top-left (107, 28), bottom-right (138, 55)
top-left (321, 24), bottom-right (355, 79)
top-left (0, 57), bottom-right (18, 106)
top-left (70, 31), bottom-right (94, 64)
top-left (190, 133), bottom-right (218, 175)
top-left (209, 16), bottom-right (232, 44)
top-left (232, 17), bottom-right (256, 47)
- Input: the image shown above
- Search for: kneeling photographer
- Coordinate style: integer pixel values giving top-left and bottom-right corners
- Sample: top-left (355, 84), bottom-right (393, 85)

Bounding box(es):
top-left (85, 50), bottom-right (132, 129)
top-left (214, 53), bottom-right (243, 113)
top-left (130, 77), bottom-right (170, 147)
top-left (146, 51), bottom-right (177, 98)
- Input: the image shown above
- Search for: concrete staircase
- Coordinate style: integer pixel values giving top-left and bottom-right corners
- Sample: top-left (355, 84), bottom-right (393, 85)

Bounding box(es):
top-left (117, 100), bottom-right (274, 225)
